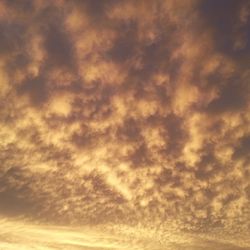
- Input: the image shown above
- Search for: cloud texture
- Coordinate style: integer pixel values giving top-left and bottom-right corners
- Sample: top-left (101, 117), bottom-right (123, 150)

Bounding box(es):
top-left (0, 0), bottom-right (250, 249)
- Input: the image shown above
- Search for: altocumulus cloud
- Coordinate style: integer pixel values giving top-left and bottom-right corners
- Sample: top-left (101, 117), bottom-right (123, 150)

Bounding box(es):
top-left (0, 0), bottom-right (250, 249)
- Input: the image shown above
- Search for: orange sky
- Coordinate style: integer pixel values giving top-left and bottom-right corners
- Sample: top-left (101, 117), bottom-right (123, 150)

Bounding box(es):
top-left (0, 0), bottom-right (250, 249)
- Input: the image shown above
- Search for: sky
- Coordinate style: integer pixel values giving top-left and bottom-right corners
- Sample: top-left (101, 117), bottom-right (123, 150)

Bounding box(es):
top-left (0, 0), bottom-right (250, 249)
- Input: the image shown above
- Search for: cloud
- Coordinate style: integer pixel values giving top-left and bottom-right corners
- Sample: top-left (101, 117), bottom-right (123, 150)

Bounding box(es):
top-left (0, 0), bottom-right (249, 249)
top-left (42, 22), bottom-right (76, 70)
top-left (199, 0), bottom-right (250, 59)
top-left (0, 218), bottom-right (249, 250)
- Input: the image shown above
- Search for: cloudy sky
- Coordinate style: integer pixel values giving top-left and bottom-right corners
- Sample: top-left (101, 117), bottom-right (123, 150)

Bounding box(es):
top-left (0, 0), bottom-right (250, 249)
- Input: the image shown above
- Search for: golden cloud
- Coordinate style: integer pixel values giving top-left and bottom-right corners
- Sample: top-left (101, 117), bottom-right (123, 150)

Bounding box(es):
top-left (0, 0), bottom-right (249, 249)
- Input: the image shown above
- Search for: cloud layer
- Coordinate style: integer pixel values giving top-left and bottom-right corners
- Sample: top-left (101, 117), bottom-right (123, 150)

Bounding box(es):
top-left (0, 0), bottom-right (250, 249)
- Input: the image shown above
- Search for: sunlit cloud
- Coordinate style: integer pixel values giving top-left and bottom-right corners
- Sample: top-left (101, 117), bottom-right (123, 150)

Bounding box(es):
top-left (0, 0), bottom-right (249, 249)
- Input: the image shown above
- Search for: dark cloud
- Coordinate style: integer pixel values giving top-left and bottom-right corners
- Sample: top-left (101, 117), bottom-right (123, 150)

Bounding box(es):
top-left (71, 128), bottom-right (96, 149)
top-left (200, 0), bottom-right (250, 59)
top-left (17, 75), bottom-right (48, 106)
top-left (233, 135), bottom-right (250, 160)
top-left (116, 118), bottom-right (142, 142)
top-left (7, 53), bottom-right (30, 72)
top-left (0, 184), bottom-right (33, 217)
top-left (107, 22), bottom-right (138, 63)
top-left (129, 143), bottom-right (152, 168)
top-left (74, 0), bottom-right (118, 21)
top-left (3, 0), bottom-right (34, 12)
top-left (0, 21), bottom-right (26, 56)
top-left (205, 81), bottom-right (248, 113)
top-left (163, 114), bottom-right (187, 155)
top-left (43, 23), bottom-right (76, 70)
